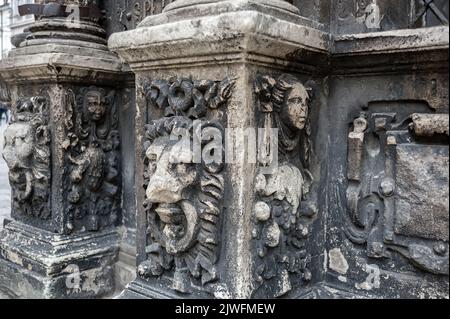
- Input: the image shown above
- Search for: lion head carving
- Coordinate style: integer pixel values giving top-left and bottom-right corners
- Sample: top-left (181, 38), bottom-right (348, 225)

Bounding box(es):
top-left (2, 96), bottom-right (51, 219)
top-left (139, 116), bottom-right (225, 293)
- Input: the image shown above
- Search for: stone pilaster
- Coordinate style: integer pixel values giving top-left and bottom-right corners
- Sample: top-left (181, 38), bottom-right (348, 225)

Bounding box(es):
top-left (0, 0), bottom-right (127, 298)
top-left (109, 0), bottom-right (328, 299)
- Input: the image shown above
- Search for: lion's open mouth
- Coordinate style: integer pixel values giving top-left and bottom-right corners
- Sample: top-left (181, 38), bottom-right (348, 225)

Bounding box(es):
top-left (155, 203), bottom-right (184, 224)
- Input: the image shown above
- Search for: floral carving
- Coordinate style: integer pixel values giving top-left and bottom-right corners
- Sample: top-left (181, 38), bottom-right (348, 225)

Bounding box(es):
top-left (142, 77), bottom-right (235, 119)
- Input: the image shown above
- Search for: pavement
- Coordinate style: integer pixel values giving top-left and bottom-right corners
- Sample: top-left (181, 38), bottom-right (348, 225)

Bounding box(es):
top-left (0, 119), bottom-right (11, 230)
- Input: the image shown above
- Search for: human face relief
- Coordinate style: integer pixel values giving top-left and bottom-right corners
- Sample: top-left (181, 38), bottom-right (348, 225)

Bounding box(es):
top-left (3, 122), bottom-right (34, 171)
top-left (282, 83), bottom-right (309, 131)
top-left (145, 136), bottom-right (199, 205)
top-left (86, 91), bottom-right (106, 122)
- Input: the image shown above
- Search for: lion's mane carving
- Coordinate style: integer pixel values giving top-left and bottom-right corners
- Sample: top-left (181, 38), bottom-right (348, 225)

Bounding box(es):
top-left (3, 96), bottom-right (51, 219)
top-left (139, 116), bottom-right (225, 294)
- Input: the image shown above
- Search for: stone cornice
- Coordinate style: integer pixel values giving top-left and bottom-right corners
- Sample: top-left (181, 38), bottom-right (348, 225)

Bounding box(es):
top-left (333, 26), bottom-right (449, 55)
top-left (109, 10), bottom-right (330, 73)
top-left (0, 46), bottom-right (128, 85)
top-left (332, 26), bottom-right (449, 75)
top-left (109, 7), bottom-right (448, 75)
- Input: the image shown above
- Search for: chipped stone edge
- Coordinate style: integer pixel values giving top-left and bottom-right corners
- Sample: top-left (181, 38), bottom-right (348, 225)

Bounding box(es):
top-left (333, 26), bottom-right (449, 55)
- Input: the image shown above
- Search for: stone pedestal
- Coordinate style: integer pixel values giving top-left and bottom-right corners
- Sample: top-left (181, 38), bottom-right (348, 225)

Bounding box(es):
top-left (0, 222), bottom-right (117, 298)
top-left (110, 0), bottom-right (327, 299)
top-left (0, 1), bottom-right (126, 298)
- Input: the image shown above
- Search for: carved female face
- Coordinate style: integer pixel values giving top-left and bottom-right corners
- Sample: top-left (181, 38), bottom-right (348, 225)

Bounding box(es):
top-left (280, 83), bottom-right (309, 131)
top-left (3, 122), bottom-right (34, 170)
top-left (86, 91), bottom-right (107, 122)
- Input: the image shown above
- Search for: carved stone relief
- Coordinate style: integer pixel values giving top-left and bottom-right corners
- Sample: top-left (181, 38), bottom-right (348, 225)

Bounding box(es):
top-left (138, 77), bottom-right (235, 294)
top-left (63, 86), bottom-right (121, 233)
top-left (133, 0), bottom-right (176, 24)
top-left (104, 0), bottom-right (177, 33)
top-left (2, 97), bottom-right (51, 220)
top-left (336, 0), bottom-right (382, 29)
top-left (345, 103), bottom-right (449, 275)
top-left (252, 74), bottom-right (317, 298)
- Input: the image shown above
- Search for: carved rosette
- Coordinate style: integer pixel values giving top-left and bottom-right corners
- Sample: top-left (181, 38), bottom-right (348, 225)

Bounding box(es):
top-left (251, 74), bottom-right (317, 298)
top-left (62, 86), bottom-right (121, 233)
top-left (345, 104), bottom-right (449, 275)
top-left (2, 96), bottom-right (51, 220)
top-left (138, 77), bottom-right (235, 294)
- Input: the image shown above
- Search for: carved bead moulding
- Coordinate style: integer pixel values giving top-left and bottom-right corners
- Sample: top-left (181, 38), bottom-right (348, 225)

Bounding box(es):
top-left (63, 86), bottom-right (121, 234)
top-left (138, 76), bottom-right (235, 295)
top-left (3, 96), bottom-right (51, 223)
top-left (252, 74), bottom-right (318, 298)
top-left (345, 101), bottom-right (449, 275)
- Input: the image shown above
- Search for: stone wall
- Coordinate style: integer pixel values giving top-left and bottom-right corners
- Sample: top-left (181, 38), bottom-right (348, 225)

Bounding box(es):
top-left (0, 0), bottom-right (448, 299)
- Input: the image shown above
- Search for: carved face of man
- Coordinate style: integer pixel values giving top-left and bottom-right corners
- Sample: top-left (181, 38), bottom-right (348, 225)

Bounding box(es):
top-left (86, 91), bottom-right (106, 122)
top-left (3, 122), bottom-right (34, 171)
top-left (281, 82), bottom-right (309, 131)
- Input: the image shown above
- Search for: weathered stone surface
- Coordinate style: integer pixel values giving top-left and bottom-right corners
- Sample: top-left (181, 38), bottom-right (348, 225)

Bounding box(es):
top-left (332, 0), bottom-right (413, 34)
top-left (395, 144), bottom-right (449, 242)
top-left (106, 0), bottom-right (450, 300)
top-left (0, 0), bottom-right (134, 299)
top-left (328, 248), bottom-right (349, 276)
top-left (410, 113), bottom-right (449, 137)
top-left (108, 2), bottom-right (329, 72)
top-left (3, 97), bottom-right (51, 222)
top-left (0, 222), bottom-right (118, 298)
top-left (0, 125), bottom-right (11, 231)
top-left (0, 0), bottom-right (448, 299)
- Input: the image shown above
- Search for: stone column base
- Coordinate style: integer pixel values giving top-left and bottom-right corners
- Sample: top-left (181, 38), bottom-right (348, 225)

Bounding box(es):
top-left (0, 221), bottom-right (118, 299)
